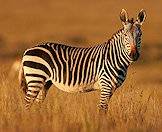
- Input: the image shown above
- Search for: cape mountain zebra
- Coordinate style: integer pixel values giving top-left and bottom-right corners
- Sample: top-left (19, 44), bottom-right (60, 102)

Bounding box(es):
top-left (19, 9), bottom-right (146, 112)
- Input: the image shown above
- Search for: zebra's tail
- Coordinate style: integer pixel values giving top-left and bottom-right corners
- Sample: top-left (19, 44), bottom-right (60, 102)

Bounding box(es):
top-left (18, 61), bottom-right (27, 94)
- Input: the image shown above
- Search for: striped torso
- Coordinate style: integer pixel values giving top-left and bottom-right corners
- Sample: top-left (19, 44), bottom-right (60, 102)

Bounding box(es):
top-left (23, 38), bottom-right (129, 93)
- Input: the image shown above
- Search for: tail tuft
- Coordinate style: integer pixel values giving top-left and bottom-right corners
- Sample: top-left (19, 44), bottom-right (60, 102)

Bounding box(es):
top-left (18, 61), bottom-right (27, 94)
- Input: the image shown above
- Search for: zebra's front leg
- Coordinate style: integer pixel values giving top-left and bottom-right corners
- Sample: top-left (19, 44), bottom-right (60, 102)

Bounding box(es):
top-left (98, 81), bottom-right (113, 114)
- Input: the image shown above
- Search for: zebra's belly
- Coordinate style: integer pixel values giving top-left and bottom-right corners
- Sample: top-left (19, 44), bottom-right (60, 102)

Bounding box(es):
top-left (52, 81), bottom-right (101, 93)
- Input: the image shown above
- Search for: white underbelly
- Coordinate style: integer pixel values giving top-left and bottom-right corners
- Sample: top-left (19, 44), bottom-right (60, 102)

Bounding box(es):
top-left (52, 81), bottom-right (101, 93)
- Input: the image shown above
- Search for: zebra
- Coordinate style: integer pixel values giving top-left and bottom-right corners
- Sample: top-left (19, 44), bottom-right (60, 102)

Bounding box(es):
top-left (19, 9), bottom-right (146, 112)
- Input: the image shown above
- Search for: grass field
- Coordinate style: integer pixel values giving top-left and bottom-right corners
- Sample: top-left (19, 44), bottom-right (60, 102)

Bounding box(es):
top-left (0, 0), bottom-right (162, 131)
top-left (0, 61), bottom-right (161, 132)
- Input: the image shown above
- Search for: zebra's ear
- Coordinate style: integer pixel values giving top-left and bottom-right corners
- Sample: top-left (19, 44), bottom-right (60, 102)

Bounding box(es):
top-left (120, 9), bottom-right (128, 24)
top-left (137, 9), bottom-right (146, 25)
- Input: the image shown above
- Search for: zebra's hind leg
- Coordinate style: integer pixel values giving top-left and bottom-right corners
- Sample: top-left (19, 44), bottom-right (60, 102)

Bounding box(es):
top-left (35, 80), bottom-right (53, 103)
top-left (24, 80), bottom-right (44, 110)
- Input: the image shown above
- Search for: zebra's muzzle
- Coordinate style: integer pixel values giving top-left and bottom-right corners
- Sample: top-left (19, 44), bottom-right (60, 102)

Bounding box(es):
top-left (130, 44), bottom-right (140, 61)
top-left (132, 51), bottom-right (140, 61)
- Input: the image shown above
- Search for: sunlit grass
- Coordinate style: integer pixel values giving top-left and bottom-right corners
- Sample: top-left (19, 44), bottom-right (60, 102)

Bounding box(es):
top-left (0, 63), bottom-right (161, 132)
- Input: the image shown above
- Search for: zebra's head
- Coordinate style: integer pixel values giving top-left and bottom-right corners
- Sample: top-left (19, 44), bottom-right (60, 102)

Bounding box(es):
top-left (120, 9), bottom-right (146, 61)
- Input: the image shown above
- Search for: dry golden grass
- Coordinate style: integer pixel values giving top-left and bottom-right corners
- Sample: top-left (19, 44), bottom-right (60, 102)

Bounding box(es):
top-left (0, 62), bottom-right (161, 132)
top-left (0, 1), bottom-right (161, 131)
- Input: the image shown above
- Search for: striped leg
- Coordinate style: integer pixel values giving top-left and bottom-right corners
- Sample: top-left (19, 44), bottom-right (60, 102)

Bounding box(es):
top-left (25, 80), bottom-right (44, 109)
top-left (98, 78), bottom-right (113, 114)
top-left (35, 88), bottom-right (46, 103)
top-left (35, 80), bottom-right (52, 103)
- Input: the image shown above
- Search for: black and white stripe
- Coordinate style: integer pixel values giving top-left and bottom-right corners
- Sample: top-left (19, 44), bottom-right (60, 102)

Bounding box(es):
top-left (19, 9), bottom-right (146, 112)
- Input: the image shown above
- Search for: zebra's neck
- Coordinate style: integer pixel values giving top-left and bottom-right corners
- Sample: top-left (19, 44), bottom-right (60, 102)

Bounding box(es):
top-left (104, 29), bottom-right (133, 71)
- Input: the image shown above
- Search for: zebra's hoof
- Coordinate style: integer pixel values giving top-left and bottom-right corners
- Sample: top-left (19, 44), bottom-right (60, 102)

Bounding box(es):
top-left (98, 108), bottom-right (107, 115)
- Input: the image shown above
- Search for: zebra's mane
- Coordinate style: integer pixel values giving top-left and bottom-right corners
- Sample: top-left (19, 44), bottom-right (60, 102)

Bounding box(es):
top-left (105, 28), bottom-right (124, 45)
top-left (105, 18), bottom-right (134, 45)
